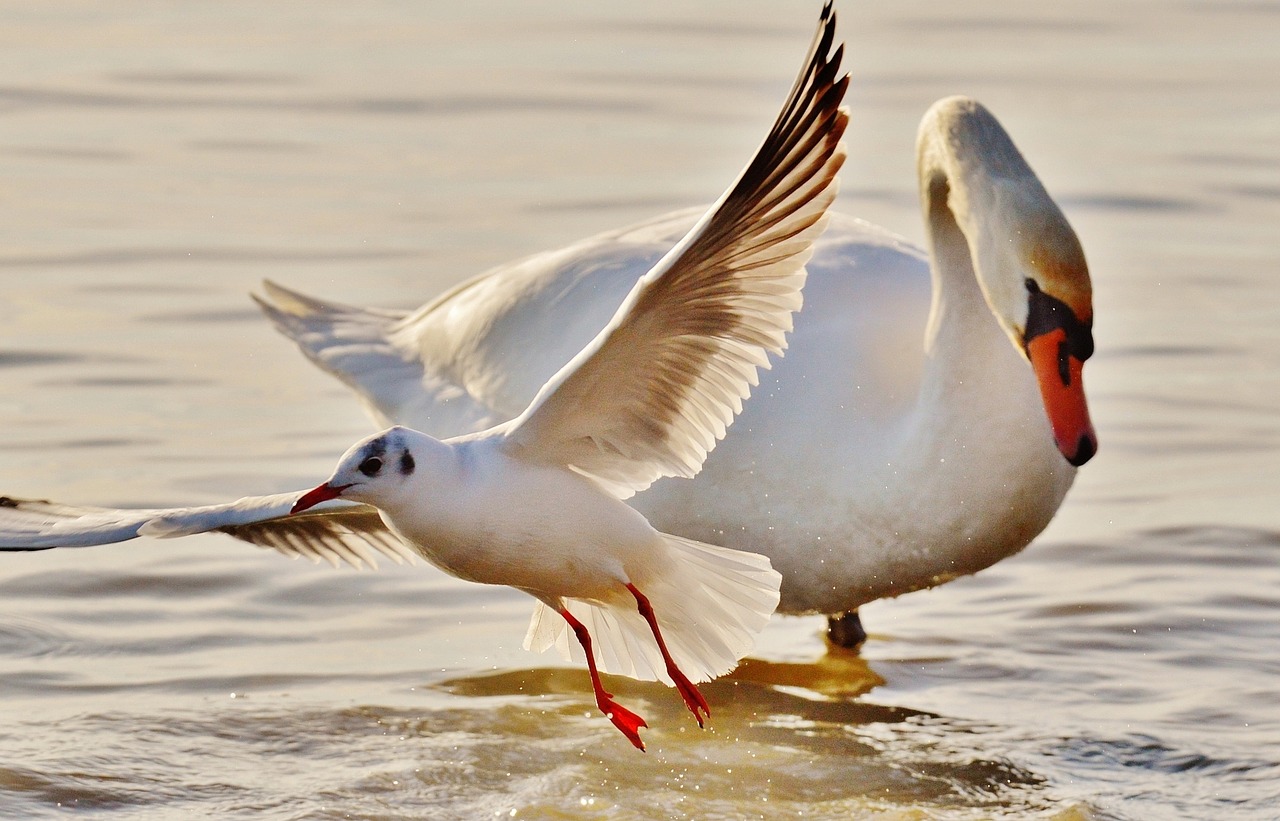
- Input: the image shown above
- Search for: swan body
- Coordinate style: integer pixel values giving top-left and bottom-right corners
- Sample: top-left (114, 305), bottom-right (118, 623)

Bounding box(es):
top-left (258, 95), bottom-right (1097, 620)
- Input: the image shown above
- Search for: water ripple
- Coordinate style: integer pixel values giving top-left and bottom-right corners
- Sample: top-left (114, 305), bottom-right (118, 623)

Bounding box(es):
top-left (0, 84), bottom-right (644, 118)
top-left (0, 246), bottom-right (424, 269)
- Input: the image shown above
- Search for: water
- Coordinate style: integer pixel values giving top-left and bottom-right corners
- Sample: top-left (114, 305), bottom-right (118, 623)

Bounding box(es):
top-left (2, 1), bottom-right (1278, 818)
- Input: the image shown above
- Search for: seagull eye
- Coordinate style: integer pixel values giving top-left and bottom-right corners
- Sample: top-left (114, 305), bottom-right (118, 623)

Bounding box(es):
top-left (358, 456), bottom-right (383, 477)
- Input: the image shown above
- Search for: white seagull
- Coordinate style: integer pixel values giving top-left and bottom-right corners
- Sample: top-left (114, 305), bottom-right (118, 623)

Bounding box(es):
top-left (255, 105), bottom-right (1097, 645)
top-left (0, 5), bottom-right (849, 750)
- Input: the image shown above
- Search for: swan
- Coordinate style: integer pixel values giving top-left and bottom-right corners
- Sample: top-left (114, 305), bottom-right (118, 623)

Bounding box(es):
top-left (257, 95), bottom-right (1096, 647)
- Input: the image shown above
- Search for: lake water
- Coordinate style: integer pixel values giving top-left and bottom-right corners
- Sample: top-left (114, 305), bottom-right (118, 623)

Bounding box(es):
top-left (2, 1), bottom-right (1278, 818)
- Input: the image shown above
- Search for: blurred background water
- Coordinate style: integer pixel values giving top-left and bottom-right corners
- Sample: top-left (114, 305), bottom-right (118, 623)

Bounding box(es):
top-left (1, 1), bottom-right (1278, 818)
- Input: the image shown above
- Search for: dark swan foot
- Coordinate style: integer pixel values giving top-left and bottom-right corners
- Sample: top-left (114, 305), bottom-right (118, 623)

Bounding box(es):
top-left (826, 610), bottom-right (867, 649)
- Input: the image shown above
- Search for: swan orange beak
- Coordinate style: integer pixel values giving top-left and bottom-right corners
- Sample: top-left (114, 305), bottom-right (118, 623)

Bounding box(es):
top-left (291, 482), bottom-right (351, 514)
top-left (1027, 329), bottom-right (1097, 467)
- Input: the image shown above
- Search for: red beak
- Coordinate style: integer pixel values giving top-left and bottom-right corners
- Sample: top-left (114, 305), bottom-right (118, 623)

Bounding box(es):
top-left (291, 482), bottom-right (350, 514)
top-left (1027, 329), bottom-right (1097, 467)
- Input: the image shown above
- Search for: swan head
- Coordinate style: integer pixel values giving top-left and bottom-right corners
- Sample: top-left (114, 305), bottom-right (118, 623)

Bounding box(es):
top-left (291, 426), bottom-right (443, 513)
top-left (1013, 233), bottom-right (1095, 466)
top-left (962, 174), bottom-right (1095, 466)
top-left (982, 180), bottom-right (1097, 468)
top-left (918, 96), bottom-right (1098, 467)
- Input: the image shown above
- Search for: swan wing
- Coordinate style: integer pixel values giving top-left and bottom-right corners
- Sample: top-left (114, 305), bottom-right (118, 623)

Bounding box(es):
top-left (499, 5), bottom-right (848, 498)
top-left (257, 214), bottom-right (697, 437)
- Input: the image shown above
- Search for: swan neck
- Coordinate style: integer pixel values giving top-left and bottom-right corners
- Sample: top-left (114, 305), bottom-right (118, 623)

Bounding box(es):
top-left (909, 99), bottom-right (1044, 448)
top-left (914, 97), bottom-right (1037, 354)
top-left (917, 159), bottom-right (992, 359)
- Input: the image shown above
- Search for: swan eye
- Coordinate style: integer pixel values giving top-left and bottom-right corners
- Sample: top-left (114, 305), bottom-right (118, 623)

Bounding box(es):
top-left (359, 456), bottom-right (383, 477)
top-left (1022, 279), bottom-right (1093, 363)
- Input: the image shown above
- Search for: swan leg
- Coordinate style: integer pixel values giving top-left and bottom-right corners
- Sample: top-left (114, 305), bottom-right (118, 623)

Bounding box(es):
top-left (826, 610), bottom-right (867, 649)
top-left (626, 582), bottom-right (711, 728)
top-left (558, 606), bottom-right (648, 751)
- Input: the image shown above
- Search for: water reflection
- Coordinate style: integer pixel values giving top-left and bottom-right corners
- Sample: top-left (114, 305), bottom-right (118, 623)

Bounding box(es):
top-left (5, 668), bottom-right (1068, 819)
top-left (433, 659), bottom-right (1060, 816)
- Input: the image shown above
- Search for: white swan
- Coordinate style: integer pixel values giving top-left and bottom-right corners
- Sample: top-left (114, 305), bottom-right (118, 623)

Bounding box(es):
top-left (257, 95), bottom-right (1096, 646)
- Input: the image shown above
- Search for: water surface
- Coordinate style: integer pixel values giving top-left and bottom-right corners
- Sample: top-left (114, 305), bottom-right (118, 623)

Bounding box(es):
top-left (2, 1), bottom-right (1278, 818)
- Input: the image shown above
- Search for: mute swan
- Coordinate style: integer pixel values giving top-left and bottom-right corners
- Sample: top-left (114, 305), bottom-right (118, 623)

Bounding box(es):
top-left (0, 4), bottom-right (849, 748)
top-left (254, 93), bottom-right (1096, 647)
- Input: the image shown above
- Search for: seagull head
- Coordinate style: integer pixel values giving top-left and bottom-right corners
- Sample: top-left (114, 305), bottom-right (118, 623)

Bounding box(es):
top-left (291, 426), bottom-right (435, 514)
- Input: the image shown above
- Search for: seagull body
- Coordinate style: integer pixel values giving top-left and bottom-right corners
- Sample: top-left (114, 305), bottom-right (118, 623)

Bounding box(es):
top-left (310, 430), bottom-right (668, 602)
top-left (1, 4), bottom-right (849, 749)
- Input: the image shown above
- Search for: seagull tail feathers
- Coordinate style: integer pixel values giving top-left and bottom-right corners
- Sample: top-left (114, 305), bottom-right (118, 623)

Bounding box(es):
top-left (523, 534), bottom-right (781, 684)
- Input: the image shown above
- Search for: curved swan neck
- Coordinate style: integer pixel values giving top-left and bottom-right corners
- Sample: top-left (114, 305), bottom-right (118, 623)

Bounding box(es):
top-left (911, 96), bottom-right (1097, 474)
top-left (914, 99), bottom-right (1019, 361)
top-left (902, 97), bottom-right (1060, 470)
top-left (915, 97), bottom-right (1053, 352)
top-left (918, 96), bottom-right (1036, 181)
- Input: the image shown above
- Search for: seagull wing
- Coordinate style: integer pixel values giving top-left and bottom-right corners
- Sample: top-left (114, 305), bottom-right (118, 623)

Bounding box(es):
top-left (0, 494), bottom-right (416, 570)
top-left (498, 4), bottom-right (848, 498)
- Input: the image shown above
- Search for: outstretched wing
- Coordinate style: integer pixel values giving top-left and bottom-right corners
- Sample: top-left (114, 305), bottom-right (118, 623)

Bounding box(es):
top-left (498, 3), bottom-right (849, 499)
top-left (0, 494), bottom-right (416, 569)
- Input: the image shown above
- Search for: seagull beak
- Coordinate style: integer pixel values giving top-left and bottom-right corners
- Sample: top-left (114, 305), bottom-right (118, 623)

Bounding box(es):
top-left (291, 482), bottom-right (351, 514)
top-left (1026, 329), bottom-right (1097, 467)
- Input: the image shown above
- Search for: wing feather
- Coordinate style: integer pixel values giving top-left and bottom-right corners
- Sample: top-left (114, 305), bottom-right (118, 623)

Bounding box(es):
top-left (500, 3), bottom-right (849, 498)
top-left (0, 494), bottom-right (415, 570)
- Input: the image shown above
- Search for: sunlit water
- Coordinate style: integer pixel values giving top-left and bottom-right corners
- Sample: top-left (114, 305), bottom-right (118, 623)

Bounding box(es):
top-left (2, 1), bottom-right (1278, 819)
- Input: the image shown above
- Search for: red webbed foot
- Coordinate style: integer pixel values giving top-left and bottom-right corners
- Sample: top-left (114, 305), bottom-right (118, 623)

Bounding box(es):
top-left (668, 667), bottom-right (710, 728)
top-left (599, 694), bottom-right (648, 751)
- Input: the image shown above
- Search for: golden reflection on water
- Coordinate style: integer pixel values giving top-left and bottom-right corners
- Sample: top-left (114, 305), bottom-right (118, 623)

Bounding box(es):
top-left (730, 646), bottom-right (886, 699)
top-left (442, 649), bottom-right (885, 703)
top-left (430, 659), bottom-right (1071, 820)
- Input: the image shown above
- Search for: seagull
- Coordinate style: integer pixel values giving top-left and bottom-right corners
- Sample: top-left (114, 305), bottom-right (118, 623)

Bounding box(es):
top-left (0, 4), bottom-right (849, 750)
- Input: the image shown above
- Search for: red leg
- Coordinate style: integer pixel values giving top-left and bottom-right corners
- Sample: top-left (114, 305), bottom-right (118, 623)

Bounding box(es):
top-left (559, 607), bottom-right (648, 751)
top-left (626, 583), bottom-right (711, 728)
